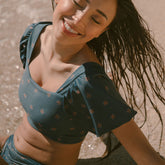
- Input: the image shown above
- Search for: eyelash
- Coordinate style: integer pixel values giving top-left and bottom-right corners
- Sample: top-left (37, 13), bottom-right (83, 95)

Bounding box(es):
top-left (73, 0), bottom-right (101, 24)
top-left (92, 17), bottom-right (100, 24)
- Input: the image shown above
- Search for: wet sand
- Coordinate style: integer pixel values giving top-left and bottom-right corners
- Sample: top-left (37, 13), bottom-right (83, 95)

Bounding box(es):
top-left (0, 0), bottom-right (165, 160)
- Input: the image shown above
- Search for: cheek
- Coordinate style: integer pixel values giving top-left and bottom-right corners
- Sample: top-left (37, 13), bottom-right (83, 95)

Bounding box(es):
top-left (85, 27), bottom-right (106, 41)
top-left (87, 33), bottom-right (97, 41)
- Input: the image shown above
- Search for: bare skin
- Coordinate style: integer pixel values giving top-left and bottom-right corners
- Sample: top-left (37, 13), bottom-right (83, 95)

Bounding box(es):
top-left (0, 137), bottom-right (8, 165)
top-left (0, 0), bottom-right (165, 164)
top-left (12, 24), bottom-right (101, 165)
top-left (112, 119), bottom-right (165, 165)
top-left (0, 157), bottom-right (8, 165)
top-left (14, 113), bottom-right (82, 165)
top-left (0, 113), bottom-right (82, 165)
top-left (0, 35), bottom-right (99, 165)
top-left (0, 23), bottom-right (101, 165)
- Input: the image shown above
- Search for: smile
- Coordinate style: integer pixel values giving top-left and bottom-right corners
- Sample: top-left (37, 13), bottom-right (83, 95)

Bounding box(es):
top-left (64, 21), bottom-right (78, 34)
top-left (63, 19), bottom-right (81, 36)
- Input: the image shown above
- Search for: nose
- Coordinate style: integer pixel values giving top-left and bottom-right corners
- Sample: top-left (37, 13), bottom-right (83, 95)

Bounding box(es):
top-left (72, 10), bottom-right (88, 27)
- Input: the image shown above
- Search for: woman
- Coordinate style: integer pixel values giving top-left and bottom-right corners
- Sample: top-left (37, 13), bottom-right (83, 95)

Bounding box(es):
top-left (0, 0), bottom-right (165, 164)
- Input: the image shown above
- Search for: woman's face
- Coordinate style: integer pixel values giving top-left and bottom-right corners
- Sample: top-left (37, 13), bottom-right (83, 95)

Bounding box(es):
top-left (52, 0), bottom-right (117, 46)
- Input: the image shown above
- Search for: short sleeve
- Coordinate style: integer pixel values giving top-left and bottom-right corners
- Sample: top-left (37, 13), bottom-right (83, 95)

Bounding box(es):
top-left (77, 73), bottom-right (137, 137)
top-left (19, 22), bottom-right (52, 69)
top-left (19, 23), bottom-right (37, 68)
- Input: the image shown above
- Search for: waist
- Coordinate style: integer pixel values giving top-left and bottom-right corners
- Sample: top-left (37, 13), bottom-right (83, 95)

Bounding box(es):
top-left (14, 113), bottom-right (82, 165)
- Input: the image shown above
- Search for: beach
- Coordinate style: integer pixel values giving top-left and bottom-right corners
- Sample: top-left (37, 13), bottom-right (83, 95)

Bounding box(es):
top-left (0, 0), bottom-right (165, 160)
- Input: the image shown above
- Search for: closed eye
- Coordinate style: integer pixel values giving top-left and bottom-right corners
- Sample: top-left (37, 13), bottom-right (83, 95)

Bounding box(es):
top-left (73, 0), bottom-right (101, 24)
top-left (92, 17), bottom-right (100, 24)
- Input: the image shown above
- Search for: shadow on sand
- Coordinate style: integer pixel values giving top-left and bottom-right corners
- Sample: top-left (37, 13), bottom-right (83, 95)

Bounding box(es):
top-left (77, 134), bottom-right (137, 165)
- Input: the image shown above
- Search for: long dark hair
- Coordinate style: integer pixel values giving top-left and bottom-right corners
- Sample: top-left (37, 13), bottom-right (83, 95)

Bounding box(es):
top-left (88, 0), bottom-right (165, 156)
top-left (51, 0), bottom-right (165, 156)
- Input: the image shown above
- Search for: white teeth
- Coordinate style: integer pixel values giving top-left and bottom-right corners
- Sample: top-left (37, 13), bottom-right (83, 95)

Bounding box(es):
top-left (64, 21), bottom-right (78, 35)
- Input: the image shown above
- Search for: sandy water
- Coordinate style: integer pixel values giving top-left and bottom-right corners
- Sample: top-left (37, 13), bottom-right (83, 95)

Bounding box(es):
top-left (0, 0), bottom-right (165, 158)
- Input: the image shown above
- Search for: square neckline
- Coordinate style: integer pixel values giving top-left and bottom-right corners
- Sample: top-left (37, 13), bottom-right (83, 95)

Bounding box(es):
top-left (25, 22), bottom-right (101, 95)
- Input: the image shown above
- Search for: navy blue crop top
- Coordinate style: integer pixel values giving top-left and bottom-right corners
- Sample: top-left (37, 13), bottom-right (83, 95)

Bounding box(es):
top-left (19, 22), bottom-right (137, 144)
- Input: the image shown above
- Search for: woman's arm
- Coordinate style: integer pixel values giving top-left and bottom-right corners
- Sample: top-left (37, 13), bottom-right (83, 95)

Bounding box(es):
top-left (0, 156), bottom-right (8, 165)
top-left (112, 119), bottom-right (165, 165)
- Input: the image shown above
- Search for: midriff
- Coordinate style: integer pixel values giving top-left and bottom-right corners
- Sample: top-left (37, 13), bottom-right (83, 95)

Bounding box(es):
top-left (14, 113), bottom-right (82, 165)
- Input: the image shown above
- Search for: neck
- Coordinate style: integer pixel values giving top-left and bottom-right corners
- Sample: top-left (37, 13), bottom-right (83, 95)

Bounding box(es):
top-left (43, 27), bottom-right (86, 63)
top-left (42, 26), bottom-right (93, 65)
top-left (51, 38), bottom-right (85, 63)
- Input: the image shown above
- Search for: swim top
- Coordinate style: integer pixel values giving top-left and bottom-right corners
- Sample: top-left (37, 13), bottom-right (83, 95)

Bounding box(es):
top-left (19, 22), bottom-right (137, 144)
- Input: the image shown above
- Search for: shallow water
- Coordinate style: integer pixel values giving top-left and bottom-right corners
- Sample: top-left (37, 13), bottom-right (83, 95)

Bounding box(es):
top-left (0, 0), bottom-right (165, 158)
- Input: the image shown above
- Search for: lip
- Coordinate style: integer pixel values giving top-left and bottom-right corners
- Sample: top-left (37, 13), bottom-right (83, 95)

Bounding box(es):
top-left (62, 19), bottom-right (81, 37)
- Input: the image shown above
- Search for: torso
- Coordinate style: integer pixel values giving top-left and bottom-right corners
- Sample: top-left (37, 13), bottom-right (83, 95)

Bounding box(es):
top-left (14, 25), bottom-right (100, 165)
top-left (14, 114), bottom-right (82, 165)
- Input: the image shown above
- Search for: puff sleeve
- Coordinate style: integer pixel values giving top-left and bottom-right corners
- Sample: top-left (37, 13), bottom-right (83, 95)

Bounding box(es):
top-left (19, 22), bottom-right (52, 68)
top-left (76, 72), bottom-right (137, 137)
top-left (19, 23), bottom-right (37, 68)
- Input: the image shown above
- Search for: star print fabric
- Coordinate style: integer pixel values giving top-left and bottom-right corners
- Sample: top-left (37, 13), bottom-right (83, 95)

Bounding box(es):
top-left (19, 22), bottom-right (137, 144)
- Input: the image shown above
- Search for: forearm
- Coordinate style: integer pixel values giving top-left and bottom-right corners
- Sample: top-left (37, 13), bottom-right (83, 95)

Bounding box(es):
top-left (134, 148), bottom-right (165, 165)
top-left (159, 159), bottom-right (165, 165)
top-left (112, 119), bottom-right (165, 165)
top-left (126, 136), bottom-right (165, 165)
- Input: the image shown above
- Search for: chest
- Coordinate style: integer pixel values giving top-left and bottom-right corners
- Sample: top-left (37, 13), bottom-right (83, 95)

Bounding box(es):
top-left (18, 64), bottom-right (90, 143)
top-left (29, 53), bottom-right (76, 93)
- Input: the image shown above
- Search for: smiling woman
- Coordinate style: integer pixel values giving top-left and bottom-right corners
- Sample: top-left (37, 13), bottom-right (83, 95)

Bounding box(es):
top-left (51, 0), bottom-right (117, 46)
top-left (0, 0), bottom-right (165, 165)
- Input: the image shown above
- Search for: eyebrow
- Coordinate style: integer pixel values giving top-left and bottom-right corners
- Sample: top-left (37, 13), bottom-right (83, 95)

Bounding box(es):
top-left (85, 0), bottom-right (108, 20)
top-left (96, 9), bottom-right (108, 20)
